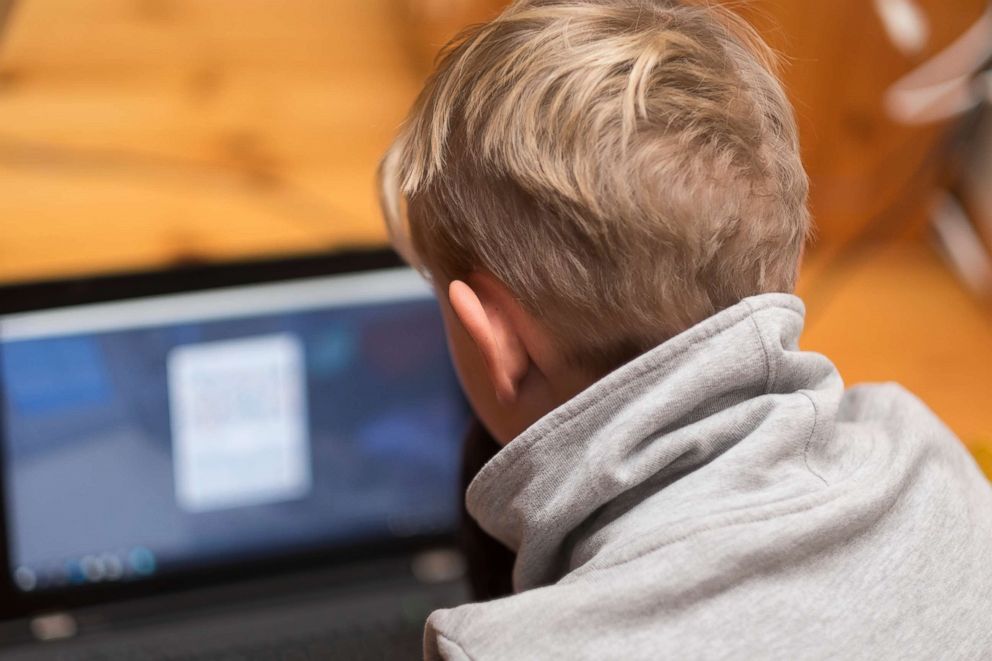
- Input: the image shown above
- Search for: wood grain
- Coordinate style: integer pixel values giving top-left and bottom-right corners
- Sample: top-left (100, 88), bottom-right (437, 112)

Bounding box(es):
top-left (0, 0), bottom-right (421, 281)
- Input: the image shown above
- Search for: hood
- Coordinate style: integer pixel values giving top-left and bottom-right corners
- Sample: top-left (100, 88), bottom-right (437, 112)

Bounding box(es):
top-left (465, 293), bottom-right (845, 592)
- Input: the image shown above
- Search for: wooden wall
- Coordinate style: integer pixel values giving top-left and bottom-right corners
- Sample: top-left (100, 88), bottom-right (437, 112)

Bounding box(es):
top-left (737, 0), bottom-right (988, 248)
top-left (0, 0), bottom-right (421, 282)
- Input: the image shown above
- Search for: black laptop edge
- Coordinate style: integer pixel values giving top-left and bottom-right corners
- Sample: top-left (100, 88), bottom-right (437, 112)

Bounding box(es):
top-left (0, 247), bottom-right (461, 628)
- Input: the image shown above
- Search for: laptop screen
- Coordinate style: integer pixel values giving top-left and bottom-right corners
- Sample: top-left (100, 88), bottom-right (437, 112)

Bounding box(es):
top-left (0, 267), bottom-right (470, 594)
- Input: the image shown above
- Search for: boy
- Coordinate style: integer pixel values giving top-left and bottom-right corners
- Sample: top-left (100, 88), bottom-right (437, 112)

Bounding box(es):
top-left (379, 1), bottom-right (992, 658)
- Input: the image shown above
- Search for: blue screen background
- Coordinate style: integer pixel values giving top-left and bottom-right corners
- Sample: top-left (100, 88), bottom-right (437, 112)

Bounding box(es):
top-left (0, 297), bottom-right (470, 591)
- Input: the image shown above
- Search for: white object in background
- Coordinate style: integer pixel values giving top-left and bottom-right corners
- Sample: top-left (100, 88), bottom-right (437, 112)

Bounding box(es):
top-left (29, 613), bottom-right (77, 642)
top-left (168, 334), bottom-right (312, 513)
top-left (931, 192), bottom-right (992, 299)
top-left (874, 0), bottom-right (930, 56)
top-left (962, 99), bottom-right (992, 243)
top-left (885, 7), bottom-right (992, 124)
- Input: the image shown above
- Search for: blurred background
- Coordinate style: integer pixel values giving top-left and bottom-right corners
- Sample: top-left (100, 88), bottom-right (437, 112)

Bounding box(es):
top-left (0, 0), bottom-right (989, 474)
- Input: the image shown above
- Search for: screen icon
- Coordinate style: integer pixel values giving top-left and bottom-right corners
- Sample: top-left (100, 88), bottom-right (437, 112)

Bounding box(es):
top-left (168, 334), bottom-right (312, 512)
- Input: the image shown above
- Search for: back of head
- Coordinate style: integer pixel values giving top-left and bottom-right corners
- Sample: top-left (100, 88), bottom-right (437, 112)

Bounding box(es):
top-left (381, 0), bottom-right (809, 376)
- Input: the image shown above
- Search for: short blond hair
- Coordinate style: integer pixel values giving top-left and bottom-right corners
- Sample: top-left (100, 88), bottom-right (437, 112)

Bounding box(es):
top-left (380, 0), bottom-right (809, 375)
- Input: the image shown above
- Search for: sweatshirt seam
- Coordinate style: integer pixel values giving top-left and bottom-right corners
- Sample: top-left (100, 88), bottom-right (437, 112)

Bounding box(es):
top-left (744, 301), bottom-right (824, 486)
top-left (435, 632), bottom-right (474, 661)
top-left (798, 390), bottom-right (829, 486)
top-left (744, 299), bottom-right (775, 393)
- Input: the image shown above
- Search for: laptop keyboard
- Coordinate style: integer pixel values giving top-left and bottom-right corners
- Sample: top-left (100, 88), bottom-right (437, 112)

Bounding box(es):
top-left (60, 616), bottom-right (425, 660)
top-left (0, 560), bottom-right (469, 661)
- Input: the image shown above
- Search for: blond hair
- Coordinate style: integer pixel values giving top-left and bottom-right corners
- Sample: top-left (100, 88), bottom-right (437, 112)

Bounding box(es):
top-left (380, 0), bottom-right (809, 375)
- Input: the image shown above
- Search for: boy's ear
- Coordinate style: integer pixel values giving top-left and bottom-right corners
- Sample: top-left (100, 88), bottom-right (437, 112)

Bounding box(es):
top-left (447, 277), bottom-right (530, 405)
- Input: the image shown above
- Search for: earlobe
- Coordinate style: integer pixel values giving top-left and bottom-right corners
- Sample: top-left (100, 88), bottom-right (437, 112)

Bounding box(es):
top-left (448, 279), bottom-right (529, 405)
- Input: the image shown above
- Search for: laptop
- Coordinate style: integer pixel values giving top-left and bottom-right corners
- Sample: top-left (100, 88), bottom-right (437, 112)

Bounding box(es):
top-left (0, 249), bottom-right (473, 660)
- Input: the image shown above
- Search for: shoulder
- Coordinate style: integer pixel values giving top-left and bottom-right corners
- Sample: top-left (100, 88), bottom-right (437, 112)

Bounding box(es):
top-left (840, 381), bottom-right (965, 451)
top-left (424, 612), bottom-right (474, 661)
top-left (838, 381), bottom-right (990, 500)
top-left (423, 588), bottom-right (562, 660)
top-left (422, 580), bottom-right (623, 660)
top-left (840, 381), bottom-right (940, 420)
top-left (423, 568), bottom-right (723, 660)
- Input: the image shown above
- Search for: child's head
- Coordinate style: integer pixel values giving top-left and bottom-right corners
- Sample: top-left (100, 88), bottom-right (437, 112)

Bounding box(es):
top-left (380, 0), bottom-right (809, 442)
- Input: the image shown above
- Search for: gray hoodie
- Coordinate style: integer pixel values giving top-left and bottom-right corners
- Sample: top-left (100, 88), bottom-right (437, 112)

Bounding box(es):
top-left (424, 293), bottom-right (992, 660)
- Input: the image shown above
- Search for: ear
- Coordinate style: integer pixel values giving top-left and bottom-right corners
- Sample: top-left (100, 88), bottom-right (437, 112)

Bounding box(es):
top-left (447, 277), bottom-right (531, 405)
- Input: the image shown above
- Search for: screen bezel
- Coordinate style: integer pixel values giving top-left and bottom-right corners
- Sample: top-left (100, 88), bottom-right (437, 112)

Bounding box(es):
top-left (0, 248), bottom-right (467, 621)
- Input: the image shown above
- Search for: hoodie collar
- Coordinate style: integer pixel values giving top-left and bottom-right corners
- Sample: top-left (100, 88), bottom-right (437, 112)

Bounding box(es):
top-left (465, 293), bottom-right (843, 592)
